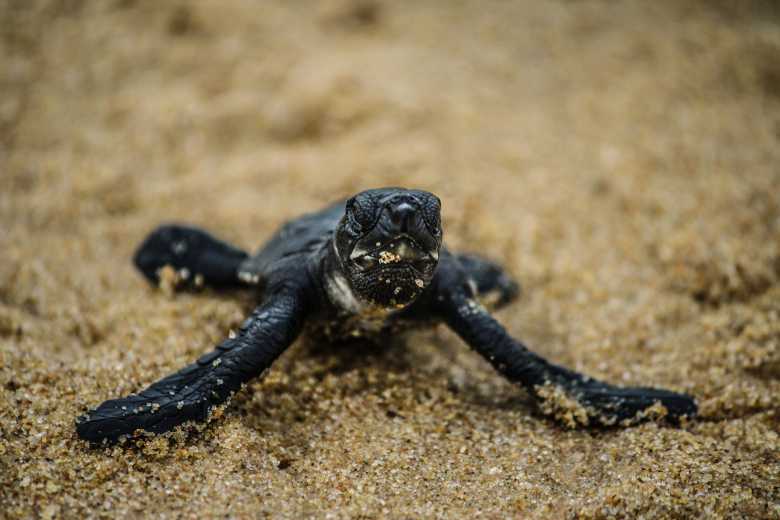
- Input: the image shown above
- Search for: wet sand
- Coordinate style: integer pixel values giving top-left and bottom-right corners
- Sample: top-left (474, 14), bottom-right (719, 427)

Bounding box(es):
top-left (2, 1), bottom-right (779, 518)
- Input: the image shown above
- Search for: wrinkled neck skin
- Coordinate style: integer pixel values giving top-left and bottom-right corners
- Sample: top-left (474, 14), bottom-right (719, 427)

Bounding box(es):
top-left (320, 241), bottom-right (361, 313)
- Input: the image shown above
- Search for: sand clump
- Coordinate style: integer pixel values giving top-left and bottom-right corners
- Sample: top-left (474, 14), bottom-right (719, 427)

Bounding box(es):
top-left (2, 1), bottom-right (780, 518)
top-left (534, 383), bottom-right (594, 428)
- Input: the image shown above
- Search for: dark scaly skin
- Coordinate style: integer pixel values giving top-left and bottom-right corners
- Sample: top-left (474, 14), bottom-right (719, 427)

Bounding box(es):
top-left (75, 261), bottom-right (313, 442)
top-left (431, 250), bottom-right (696, 425)
top-left (134, 225), bottom-right (251, 290)
top-left (76, 188), bottom-right (696, 444)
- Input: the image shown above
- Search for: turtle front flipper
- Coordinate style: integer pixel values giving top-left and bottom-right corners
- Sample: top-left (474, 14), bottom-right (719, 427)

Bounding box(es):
top-left (76, 286), bottom-right (310, 444)
top-left (433, 279), bottom-right (697, 428)
top-left (133, 224), bottom-right (251, 291)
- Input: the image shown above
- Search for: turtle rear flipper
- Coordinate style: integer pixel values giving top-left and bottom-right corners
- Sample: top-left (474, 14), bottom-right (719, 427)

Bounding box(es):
top-left (455, 253), bottom-right (520, 310)
top-left (133, 225), bottom-right (250, 291)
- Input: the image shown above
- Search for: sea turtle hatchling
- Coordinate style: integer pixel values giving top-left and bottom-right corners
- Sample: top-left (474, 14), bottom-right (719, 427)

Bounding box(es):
top-left (76, 187), bottom-right (696, 443)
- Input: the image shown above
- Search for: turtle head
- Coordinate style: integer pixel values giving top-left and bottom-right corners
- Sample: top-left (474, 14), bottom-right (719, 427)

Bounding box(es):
top-left (334, 187), bottom-right (442, 309)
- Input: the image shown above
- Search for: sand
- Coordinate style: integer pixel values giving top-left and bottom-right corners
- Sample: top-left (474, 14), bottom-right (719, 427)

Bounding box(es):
top-left (1, 1), bottom-right (779, 518)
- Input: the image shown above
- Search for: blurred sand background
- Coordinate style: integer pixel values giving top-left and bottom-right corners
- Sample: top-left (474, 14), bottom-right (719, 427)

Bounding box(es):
top-left (2, 0), bottom-right (779, 518)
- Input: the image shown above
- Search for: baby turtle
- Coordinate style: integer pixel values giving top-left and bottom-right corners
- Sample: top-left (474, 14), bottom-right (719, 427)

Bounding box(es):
top-left (76, 187), bottom-right (696, 443)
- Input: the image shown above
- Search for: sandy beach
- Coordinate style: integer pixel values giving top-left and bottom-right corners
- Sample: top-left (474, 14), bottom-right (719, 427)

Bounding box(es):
top-left (2, 1), bottom-right (779, 518)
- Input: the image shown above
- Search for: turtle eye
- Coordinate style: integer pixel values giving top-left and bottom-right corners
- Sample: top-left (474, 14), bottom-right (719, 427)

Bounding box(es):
top-left (354, 255), bottom-right (377, 270)
top-left (411, 257), bottom-right (434, 272)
